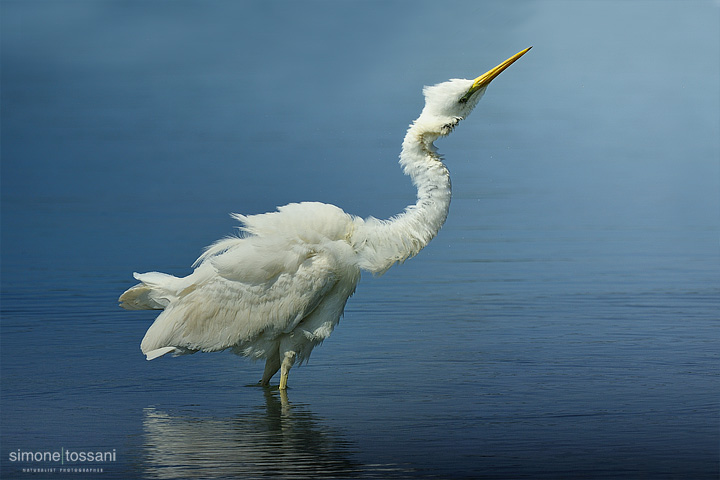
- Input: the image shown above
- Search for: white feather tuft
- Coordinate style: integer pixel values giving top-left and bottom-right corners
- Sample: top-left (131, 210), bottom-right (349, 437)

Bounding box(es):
top-left (144, 346), bottom-right (178, 361)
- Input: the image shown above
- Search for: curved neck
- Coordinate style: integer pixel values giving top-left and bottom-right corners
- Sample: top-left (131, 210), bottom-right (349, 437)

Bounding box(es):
top-left (353, 123), bottom-right (452, 274)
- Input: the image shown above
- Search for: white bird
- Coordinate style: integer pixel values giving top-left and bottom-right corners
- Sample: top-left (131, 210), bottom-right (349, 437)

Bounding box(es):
top-left (119, 47), bottom-right (531, 390)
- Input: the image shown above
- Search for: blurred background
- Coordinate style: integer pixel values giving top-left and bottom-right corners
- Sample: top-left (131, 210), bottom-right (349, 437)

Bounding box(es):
top-left (2, 1), bottom-right (718, 478)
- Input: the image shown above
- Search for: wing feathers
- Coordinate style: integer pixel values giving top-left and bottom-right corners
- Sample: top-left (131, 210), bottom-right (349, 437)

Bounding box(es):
top-left (140, 246), bottom-right (339, 357)
top-left (138, 201), bottom-right (359, 360)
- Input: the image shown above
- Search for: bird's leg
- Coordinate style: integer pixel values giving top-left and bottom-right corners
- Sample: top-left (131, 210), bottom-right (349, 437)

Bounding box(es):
top-left (260, 353), bottom-right (280, 387)
top-left (278, 352), bottom-right (296, 390)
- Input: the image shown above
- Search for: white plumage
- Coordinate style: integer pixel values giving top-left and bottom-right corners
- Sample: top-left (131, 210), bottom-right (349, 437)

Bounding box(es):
top-left (120, 47), bottom-right (531, 389)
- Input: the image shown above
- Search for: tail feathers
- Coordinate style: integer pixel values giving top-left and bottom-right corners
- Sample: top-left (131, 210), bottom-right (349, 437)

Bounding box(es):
top-left (119, 283), bottom-right (166, 310)
top-left (144, 346), bottom-right (179, 361)
top-left (118, 272), bottom-right (178, 310)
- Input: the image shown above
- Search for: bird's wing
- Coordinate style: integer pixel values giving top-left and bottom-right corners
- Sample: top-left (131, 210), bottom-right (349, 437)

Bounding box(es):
top-left (140, 237), bottom-right (339, 357)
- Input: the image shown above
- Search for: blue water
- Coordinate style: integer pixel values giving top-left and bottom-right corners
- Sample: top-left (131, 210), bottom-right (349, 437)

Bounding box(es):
top-left (2, 1), bottom-right (719, 478)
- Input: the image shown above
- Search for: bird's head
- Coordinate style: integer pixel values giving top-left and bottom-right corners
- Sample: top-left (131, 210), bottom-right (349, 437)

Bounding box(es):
top-left (415, 47), bottom-right (531, 138)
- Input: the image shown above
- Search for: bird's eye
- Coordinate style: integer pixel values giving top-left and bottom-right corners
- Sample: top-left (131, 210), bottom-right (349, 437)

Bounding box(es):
top-left (458, 91), bottom-right (472, 104)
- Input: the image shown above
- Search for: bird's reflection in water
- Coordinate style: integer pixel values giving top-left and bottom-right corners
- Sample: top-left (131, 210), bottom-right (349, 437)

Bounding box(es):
top-left (142, 389), bottom-right (401, 479)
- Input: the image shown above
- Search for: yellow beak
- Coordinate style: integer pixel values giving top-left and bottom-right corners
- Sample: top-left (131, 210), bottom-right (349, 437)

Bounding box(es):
top-left (460, 46), bottom-right (532, 103)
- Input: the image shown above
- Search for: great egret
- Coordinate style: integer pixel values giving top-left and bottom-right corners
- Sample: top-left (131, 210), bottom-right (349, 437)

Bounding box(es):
top-left (120, 47), bottom-right (531, 390)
